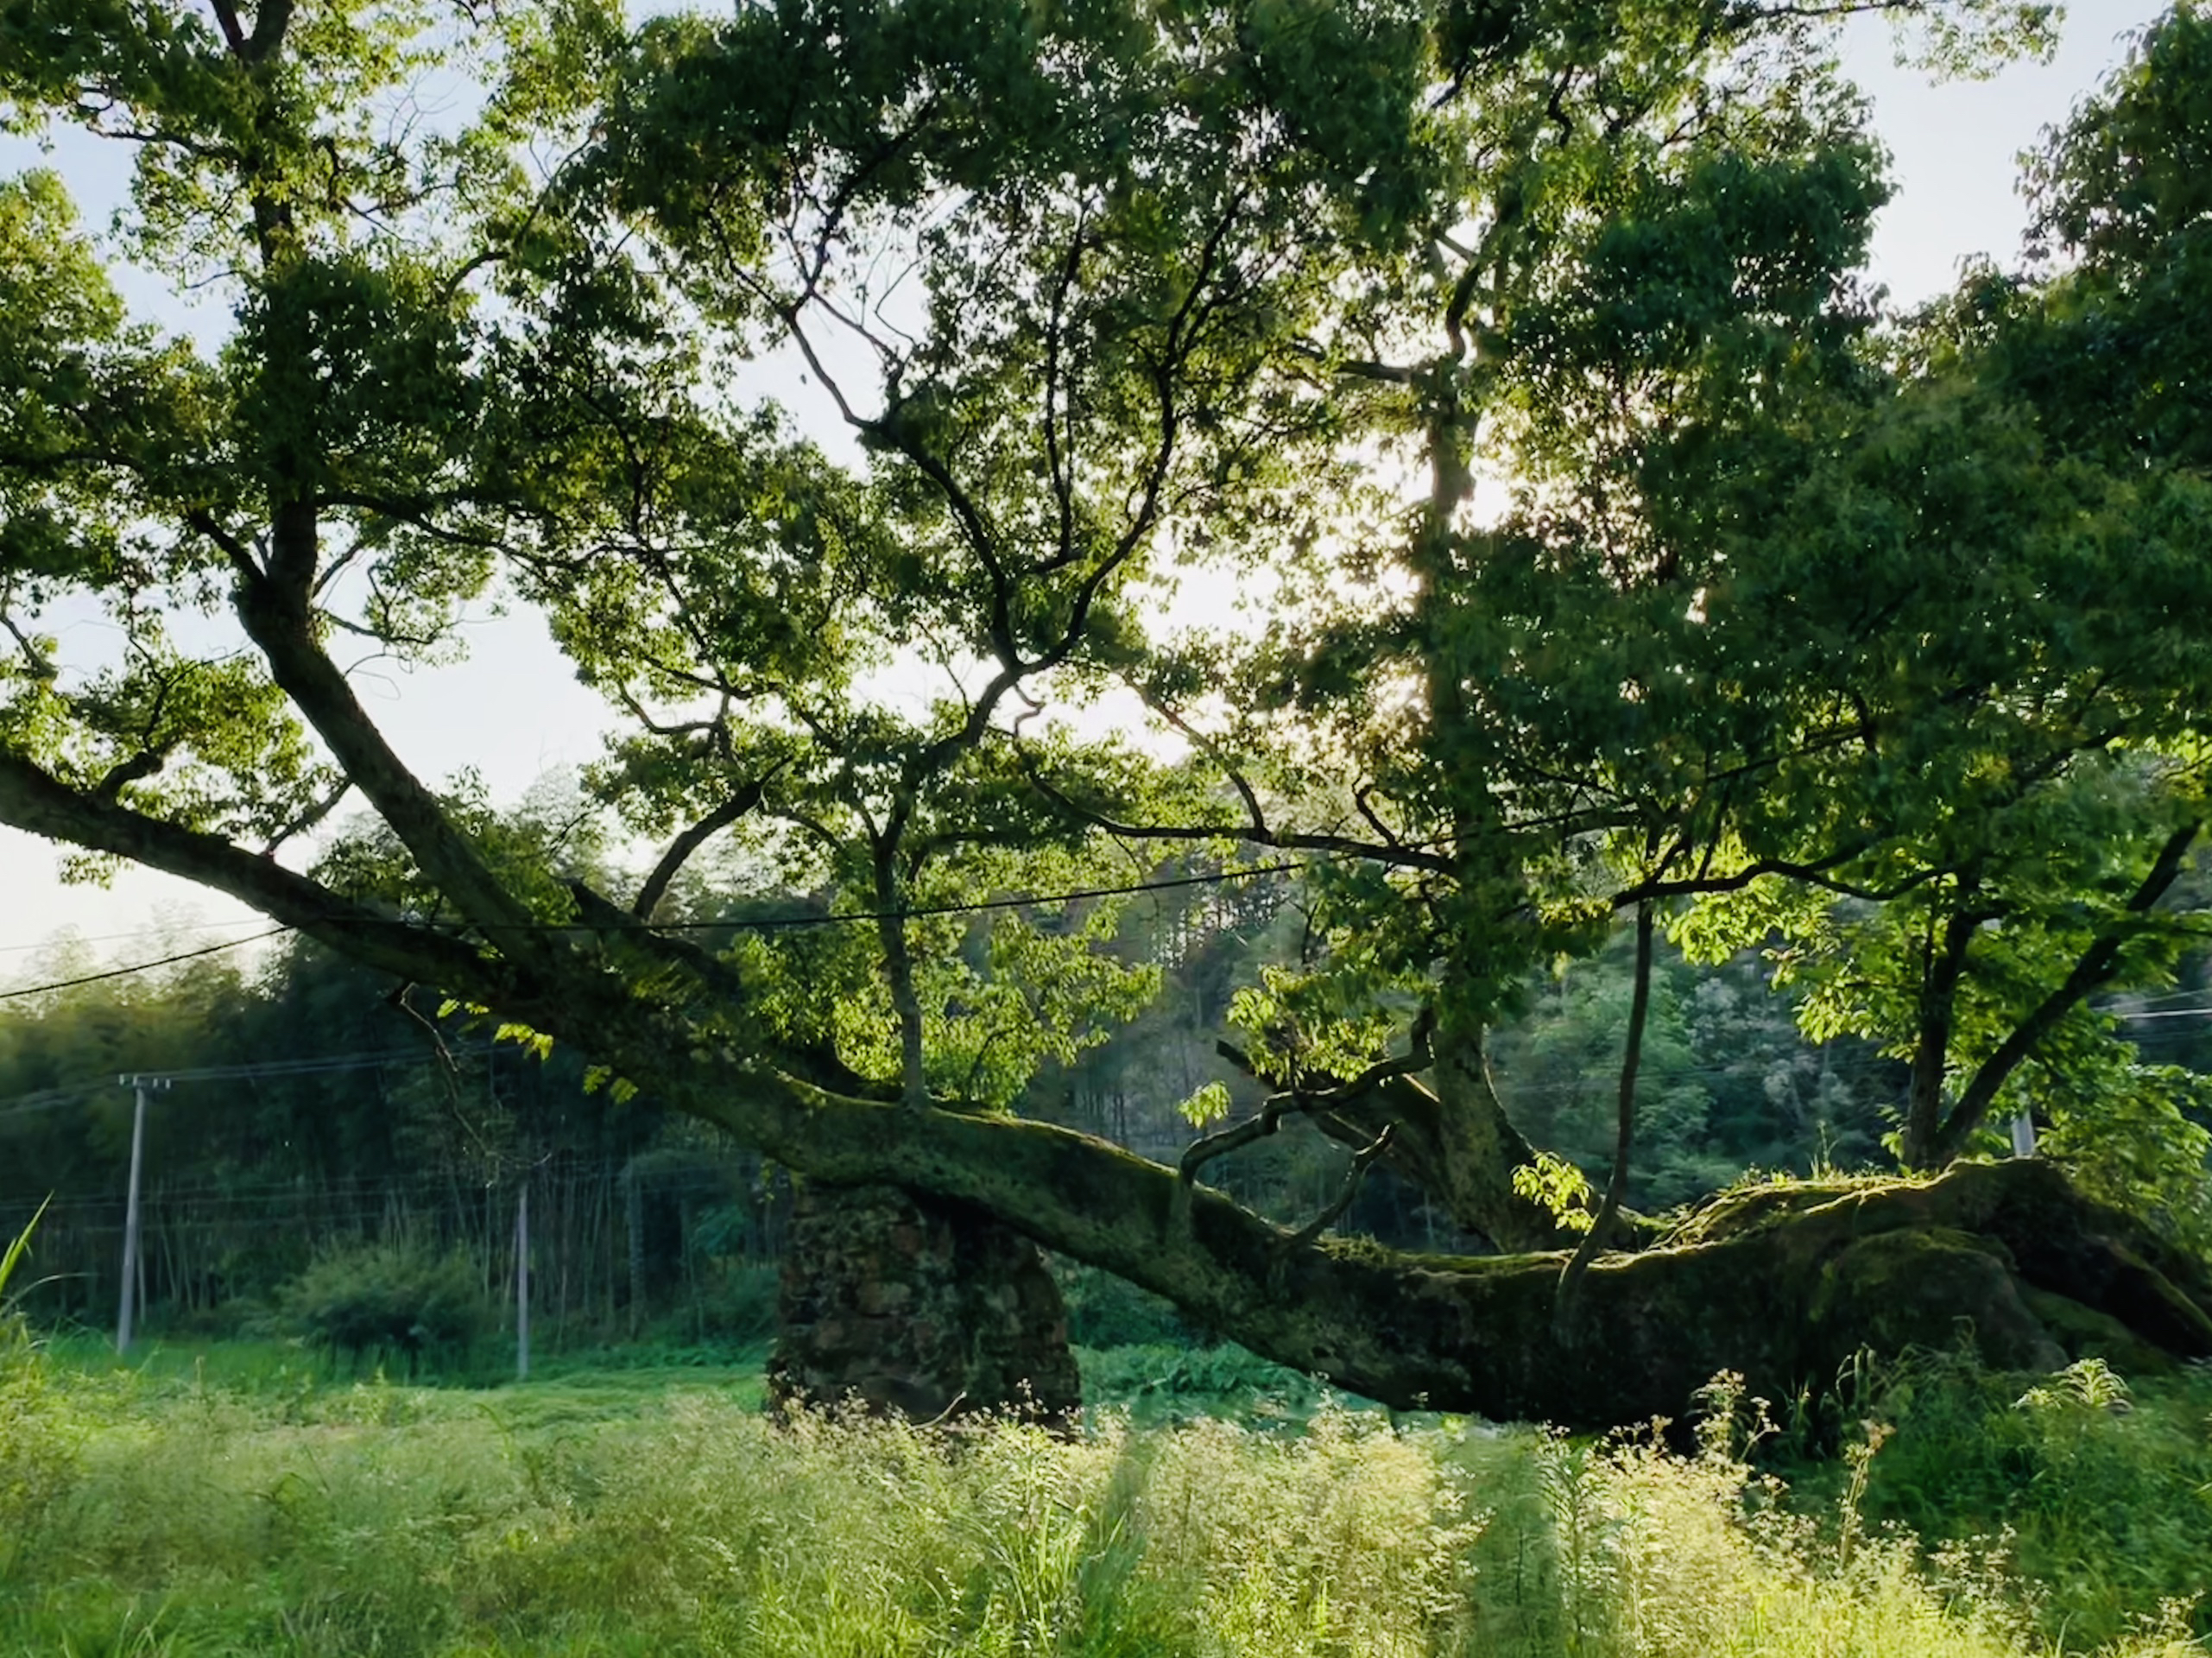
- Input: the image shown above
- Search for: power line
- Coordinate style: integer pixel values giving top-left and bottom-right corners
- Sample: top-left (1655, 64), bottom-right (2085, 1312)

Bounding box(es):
top-left (0, 930), bottom-right (293, 1003)
top-left (2100, 986), bottom-right (2212, 1010)
top-left (110, 1044), bottom-right (496, 1086)
top-left (0, 1042), bottom-right (500, 1124)
top-left (0, 857), bottom-right (1312, 1003)
top-left (0, 1092), bottom-right (99, 1123)
top-left (0, 916), bottom-right (279, 959)
top-left (646, 858), bottom-right (1308, 932)
top-left (0, 1154), bottom-right (737, 1213)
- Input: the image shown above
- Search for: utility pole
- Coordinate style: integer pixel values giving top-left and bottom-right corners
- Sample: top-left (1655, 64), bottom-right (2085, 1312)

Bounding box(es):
top-left (115, 1073), bottom-right (169, 1353)
top-left (515, 1180), bottom-right (530, 1380)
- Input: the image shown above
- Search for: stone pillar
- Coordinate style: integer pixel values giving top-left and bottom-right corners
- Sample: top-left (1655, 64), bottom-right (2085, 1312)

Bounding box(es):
top-left (767, 1181), bottom-right (1082, 1426)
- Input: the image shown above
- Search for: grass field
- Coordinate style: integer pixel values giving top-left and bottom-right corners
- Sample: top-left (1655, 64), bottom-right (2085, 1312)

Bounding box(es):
top-left (1, 1331), bottom-right (2208, 1656)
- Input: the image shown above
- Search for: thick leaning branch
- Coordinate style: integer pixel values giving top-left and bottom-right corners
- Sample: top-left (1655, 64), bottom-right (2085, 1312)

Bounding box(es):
top-left (0, 751), bottom-right (511, 1001)
top-left (4, 756), bottom-right (2207, 1429)
top-left (618, 1035), bottom-right (2212, 1427)
top-left (228, 566), bottom-right (555, 967)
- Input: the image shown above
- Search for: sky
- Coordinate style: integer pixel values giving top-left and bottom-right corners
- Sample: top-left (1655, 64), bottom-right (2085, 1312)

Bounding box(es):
top-left (0, 0), bottom-right (2177, 980)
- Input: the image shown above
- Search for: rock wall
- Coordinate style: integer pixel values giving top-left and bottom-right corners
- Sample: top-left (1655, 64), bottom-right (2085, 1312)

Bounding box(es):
top-left (768, 1180), bottom-right (1082, 1425)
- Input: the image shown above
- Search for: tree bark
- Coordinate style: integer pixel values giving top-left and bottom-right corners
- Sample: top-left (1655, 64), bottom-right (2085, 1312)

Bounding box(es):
top-left (1417, 1014), bottom-right (1589, 1251)
top-left (1555, 896), bottom-right (1655, 1335)
top-left (1902, 905), bottom-right (1981, 1168)
top-left (639, 1033), bottom-right (2211, 1430)
top-left (1220, 1016), bottom-right (1587, 1253)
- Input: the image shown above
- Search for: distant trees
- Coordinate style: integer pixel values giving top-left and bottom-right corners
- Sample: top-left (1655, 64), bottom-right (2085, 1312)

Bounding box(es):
top-left (0, 933), bottom-right (694, 1336)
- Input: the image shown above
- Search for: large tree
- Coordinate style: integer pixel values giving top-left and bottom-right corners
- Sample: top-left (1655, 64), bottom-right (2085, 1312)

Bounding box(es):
top-left (0, 0), bottom-right (2208, 1431)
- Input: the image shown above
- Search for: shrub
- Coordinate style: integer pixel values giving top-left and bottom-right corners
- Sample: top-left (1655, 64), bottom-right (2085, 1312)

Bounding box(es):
top-left (674, 1258), bottom-right (780, 1346)
top-left (1454, 1376), bottom-right (2070, 1658)
top-left (280, 1237), bottom-right (494, 1376)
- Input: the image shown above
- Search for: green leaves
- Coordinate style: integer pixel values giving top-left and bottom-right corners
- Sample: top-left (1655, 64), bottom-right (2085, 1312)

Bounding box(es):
top-left (1177, 1079), bottom-right (1233, 1128)
top-left (0, 1195), bottom-right (44, 1305)
top-left (1509, 1150), bottom-right (1594, 1234)
top-left (1884, 0), bottom-right (2058, 80)
top-left (1227, 956), bottom-right (1413, 1081)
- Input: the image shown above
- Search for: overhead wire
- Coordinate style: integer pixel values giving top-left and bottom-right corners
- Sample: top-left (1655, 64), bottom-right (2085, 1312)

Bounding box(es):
top-left (0, 1043), bottom-right (500, 1124)
top-left (17, 823), bottom-right (2203, 1010)
top-left (0, 855), bottom-right (1318, 1003)
top-left (0, 930), bottom-right (294, 1003)
top-left (0, 916), bottom-right (281, 958)
top-left (0, 837), bottom-right (2202, 1149)
top-left (1, 1160), bottom-right (670, 1213)
top-left (2100, 986), bottom-right (2212, 1010)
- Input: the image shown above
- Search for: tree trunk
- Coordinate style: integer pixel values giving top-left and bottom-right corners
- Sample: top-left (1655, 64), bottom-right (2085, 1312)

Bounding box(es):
top-left (1217, 1019), bottom-right (1585, 1254)
top-left (1392, 1017), bottom-right (1583, 1252)
top-left (768, 1181), bottom-right (1082, 1427)
top-left (1902, 908), bottom-right (1980, 1168)
top-left (664, 1054), bottom-right (2211, 1433)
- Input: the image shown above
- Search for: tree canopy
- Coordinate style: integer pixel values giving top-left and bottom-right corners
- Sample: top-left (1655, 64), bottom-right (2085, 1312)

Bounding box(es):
top-left (1, 0), bottom-right (2209, 1425)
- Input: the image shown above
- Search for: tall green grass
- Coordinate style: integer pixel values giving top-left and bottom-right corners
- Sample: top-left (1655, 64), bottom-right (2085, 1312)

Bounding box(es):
top-left (0, 1200), bottom-right (82, 1574)
top-left (1452, 1373), bottom-right (2203, 1658)
top-left (1832, 1352), bottom-right (2212, 1654)
top-left (0, 1335), bottom-right (2204, 1656)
